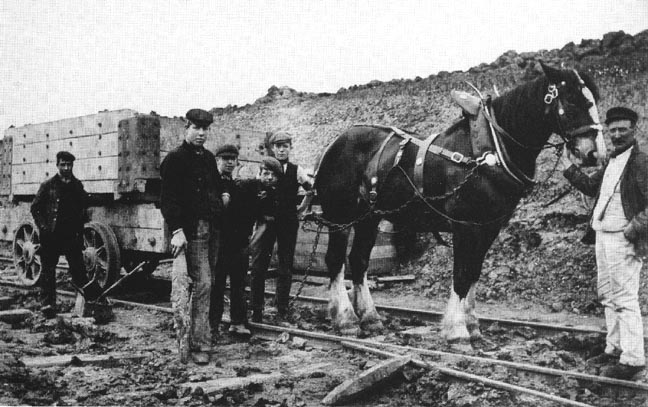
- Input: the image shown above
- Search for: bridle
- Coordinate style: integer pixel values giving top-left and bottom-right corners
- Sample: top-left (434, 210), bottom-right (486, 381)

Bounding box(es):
top-left (544, 71), bottom-right (603, 147)
top-left (466, 72), bottom-right (602, 188)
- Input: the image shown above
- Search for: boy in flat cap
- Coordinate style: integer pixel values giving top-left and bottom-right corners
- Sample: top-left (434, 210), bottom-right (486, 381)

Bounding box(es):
top-left (31, 151), bottom-right (102, 318)
top-left (160, 108), bottom-right (224, 364)
top-left (210, 144), bottom-right (252, 336)
top-left (250, 132), bottom-right (313, 322)
top-left (562, 106), bottom-right (648, 380)
top-left (247, 157), bottom-right (285, 322)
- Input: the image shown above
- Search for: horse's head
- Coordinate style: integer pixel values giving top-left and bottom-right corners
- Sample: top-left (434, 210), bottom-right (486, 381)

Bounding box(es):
top-left (541, 62), bottom-right (606, 166)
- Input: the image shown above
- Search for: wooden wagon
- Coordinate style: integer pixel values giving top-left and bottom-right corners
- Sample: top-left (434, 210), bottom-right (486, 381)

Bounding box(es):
top-left (0, 109), bottom-right (267, 287)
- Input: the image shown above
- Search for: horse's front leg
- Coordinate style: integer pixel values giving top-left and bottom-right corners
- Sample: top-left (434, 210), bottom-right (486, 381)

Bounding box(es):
top-left (326, 229), bottom-right (359, 335)
top-left (348, 219), bottom-right (383, 332)
top-left (442, 224), bottom-right (499, 342)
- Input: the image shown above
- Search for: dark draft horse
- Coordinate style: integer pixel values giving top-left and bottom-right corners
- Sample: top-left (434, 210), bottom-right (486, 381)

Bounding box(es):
top-left (314, 63), bottom-right (606, 341)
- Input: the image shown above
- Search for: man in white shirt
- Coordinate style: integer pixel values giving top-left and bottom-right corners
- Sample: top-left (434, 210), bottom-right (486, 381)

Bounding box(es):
top-left (562, 106), bottom-right (648, 380)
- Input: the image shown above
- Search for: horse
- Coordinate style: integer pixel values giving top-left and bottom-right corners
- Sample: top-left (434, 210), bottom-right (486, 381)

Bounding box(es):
top-left (313, 63), bottom-right (606, 341)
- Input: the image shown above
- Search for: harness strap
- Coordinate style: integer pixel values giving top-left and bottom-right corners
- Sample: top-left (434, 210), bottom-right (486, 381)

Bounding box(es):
top-left (368, 131), bottom-right (396, 202)
top-left (486, 105), bottom-right (536, 187)
top-left (412, 134), bottom-right (440, 194)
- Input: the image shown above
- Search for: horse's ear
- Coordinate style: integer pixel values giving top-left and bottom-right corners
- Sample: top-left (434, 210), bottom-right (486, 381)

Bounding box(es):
top-left (539, 61), bottom-right (562, 84)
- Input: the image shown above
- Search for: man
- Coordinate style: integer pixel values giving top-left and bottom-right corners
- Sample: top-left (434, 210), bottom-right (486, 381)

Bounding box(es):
top-left (160, 108), bottom-right (224, 365)
top-left (211, 152), bottom-right (282, 334)
top-left (562, 106), bottom-right (648, 380)
top-left (31, 151), bottom-right (102, 318)
top-left (250, 132), bottom-right (313, 322)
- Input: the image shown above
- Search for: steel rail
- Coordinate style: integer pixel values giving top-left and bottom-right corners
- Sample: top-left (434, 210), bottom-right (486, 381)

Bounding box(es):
top-left (0, 266), bottom-right (613, 338)
top-left (342, 341), bottom-right (595, 407)
top-left (1, 281), bottom-right (645, 398)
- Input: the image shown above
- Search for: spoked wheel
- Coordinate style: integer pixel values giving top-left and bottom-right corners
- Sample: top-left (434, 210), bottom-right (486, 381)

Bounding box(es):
top-left (83, 221), bottom-right (121, 289)
top-left (13, 222), bottom-right (42, 286)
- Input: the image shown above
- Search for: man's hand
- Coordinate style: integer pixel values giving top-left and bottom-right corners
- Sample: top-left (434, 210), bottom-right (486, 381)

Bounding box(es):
top-left (561, 147), bottom-right (581, 169)
top-left (221, 192), bottom-right (231, 208)
top-left (171, 230), bottom-right (187, 257)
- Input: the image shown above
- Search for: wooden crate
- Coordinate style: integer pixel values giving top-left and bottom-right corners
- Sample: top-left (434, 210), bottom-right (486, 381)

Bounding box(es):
top-left (6, 110), bottom-right (164, 198)
top-left (0, 136), bottom-right (12, 196)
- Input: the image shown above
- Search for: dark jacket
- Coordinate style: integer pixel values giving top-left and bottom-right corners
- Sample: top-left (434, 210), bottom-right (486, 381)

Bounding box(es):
top-left (564, 142), bottom-right (648, 247)
top-left (160, 142), bottom-right (224, 235)
top-left (223, 179), bottom-right (277, 248)
top-left (277, 162), bottom-right (299, 220)
top-left (31, 174), bottom-right (88, 236)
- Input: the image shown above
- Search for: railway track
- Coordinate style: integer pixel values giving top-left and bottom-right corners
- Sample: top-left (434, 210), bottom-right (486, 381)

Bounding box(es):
top-left (1, 273), bottom-right (647, 406)
top-left (0, 255), bottom-right (610, 337)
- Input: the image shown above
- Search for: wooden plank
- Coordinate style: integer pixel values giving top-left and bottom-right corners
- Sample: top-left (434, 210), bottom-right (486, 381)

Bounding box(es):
top-left (0, 202), bottom-right (32, 242)
top-left (180, 362), bottom-right (333, 395)
top-left (12, 156), bottom-right (118, 184)
top-left (22, 352), bottom-right (146, 368)
top-left (341, 342), bottom-right (595, 407)
top-left (9, 109), bottom-right (137, 146)
top-left (13, 133), bottom-right (120, 165)
top-left (376, 275), bottom-right (416, 283)
top-left (106, 225), bottom-right (168, 253)
top-left (322, 356), bottom-right (411, 405)
top-left (11, 179), bottom-right (116, 196)
top-left (88, 202), bottom-right (164, 229)
top-left (0, 308), bottom-right (32, 323)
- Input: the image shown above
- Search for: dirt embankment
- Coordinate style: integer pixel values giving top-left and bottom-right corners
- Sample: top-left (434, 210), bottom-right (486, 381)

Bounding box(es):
top-left (208, 29), bottom-right (648, 314)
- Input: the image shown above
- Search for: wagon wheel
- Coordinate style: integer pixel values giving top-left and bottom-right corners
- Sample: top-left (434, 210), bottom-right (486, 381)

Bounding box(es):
top-left (12, 222), bottom-right (42, 286)
top-left (83, 221), bottom-right (121, 289)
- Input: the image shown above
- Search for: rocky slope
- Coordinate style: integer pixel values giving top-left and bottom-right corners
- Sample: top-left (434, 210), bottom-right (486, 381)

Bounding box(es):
top-left (208, 30), bottom-right (648, 315)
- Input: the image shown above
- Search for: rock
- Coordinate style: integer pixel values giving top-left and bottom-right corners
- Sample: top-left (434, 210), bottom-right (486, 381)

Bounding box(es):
top-left (290, 337), bottom-right (307, 349)
top-left (550, 302), bottom-right (564, 312)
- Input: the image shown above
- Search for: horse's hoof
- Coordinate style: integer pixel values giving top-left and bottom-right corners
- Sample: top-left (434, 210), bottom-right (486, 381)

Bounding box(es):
top-left (468, 326), bottom-right (482, 340)
top-left (442, 325), bottom-right (471, 343)
top-left (360, 319), bottom-right (384, 333)
top-left (449, 340), bottom-right (473, 353)
top-left (337, 325), bottom-right (361, 336)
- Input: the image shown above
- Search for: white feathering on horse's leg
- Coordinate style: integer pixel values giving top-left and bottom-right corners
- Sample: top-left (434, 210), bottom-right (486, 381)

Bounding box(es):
top-left (352, 273), bottom-right (383, 332)
top-left (442, 287), bottom-right (471, 342)
top-left (464, 283), bottom-right (481, 339)
top-left (328, 266), bottom-right (360, 336)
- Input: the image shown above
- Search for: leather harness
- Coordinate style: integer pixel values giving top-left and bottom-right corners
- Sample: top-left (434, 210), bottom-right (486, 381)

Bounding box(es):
top-left (364, 125), bottom-right (474, 200)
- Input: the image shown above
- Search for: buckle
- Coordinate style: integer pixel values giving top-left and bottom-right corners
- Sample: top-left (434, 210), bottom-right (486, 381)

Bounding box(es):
top-left (450, 152), bottom-right (465, 163)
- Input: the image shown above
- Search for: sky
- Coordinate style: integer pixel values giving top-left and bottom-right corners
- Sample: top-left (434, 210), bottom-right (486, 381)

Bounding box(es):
top-left (0, 0), bottom-right (646, 135)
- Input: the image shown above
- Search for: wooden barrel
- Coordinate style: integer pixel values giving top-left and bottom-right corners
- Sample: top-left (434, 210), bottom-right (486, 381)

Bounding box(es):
top-left (289, 219), bottom-right (400, 276)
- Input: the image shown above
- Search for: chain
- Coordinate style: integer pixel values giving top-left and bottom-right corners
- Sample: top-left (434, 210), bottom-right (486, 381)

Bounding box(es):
top-left (303, 163), bottom-right (485, 233)
top-left (289, 223), bottom-right (323, 309)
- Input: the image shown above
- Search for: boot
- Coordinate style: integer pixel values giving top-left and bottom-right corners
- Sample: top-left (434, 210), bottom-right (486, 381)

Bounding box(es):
top-left (251, 310), bottom-right (263, 323)
top-left (601, 363), bottom-right (645, 380)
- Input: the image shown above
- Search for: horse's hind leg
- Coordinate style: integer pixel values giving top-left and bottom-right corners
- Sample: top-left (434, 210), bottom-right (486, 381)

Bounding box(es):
top-left (326, 228), bottom-right (359, 335)
top-left (348, 218), bottom-right (383, 332)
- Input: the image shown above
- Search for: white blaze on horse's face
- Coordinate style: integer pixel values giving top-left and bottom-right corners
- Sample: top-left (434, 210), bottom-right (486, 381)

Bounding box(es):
top-left (574, 70), bottom-right (607, 164)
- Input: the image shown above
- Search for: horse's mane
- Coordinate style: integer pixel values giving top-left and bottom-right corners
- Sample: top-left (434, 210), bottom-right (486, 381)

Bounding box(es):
top-left (492, 75), bottom-right (550, 139)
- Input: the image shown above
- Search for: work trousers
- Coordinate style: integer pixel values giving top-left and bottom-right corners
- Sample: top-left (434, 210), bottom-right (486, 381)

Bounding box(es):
top-left (596, 230), bottom-right (645, 366)
top-left (183, 220), bottom-right (219, 351)
top-left (249, 217), bottom-right (298, 314)
top-left (210, 241), bottom-right (248, 327)
top-left (40, 232), bottom-right (90, 307)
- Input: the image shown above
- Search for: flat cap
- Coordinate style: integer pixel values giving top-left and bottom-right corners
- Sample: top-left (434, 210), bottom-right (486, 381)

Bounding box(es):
top-left (605, 106), bottom-right (638, 125)
top-left (269, 132), bottom-right (292, 145)
top-left (260, 157), bottom-right (283, 176)
top-left (215, 144), bottom-right (239, 157)
top-left (185, 108), bottom-right (213, 127)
